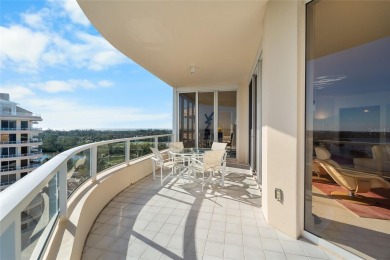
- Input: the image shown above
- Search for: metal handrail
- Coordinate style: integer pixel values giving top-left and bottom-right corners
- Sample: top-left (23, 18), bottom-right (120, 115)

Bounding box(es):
top-left (1, 164), bottom-right (41, 172)
top-left (0, 140), bottom-right (43, 145)
top-left (0, 112), bottom-right (41, 117)
top-left (0, 133), bottom-right (173, 259)
top-left (0, 128), bottom-right (42, 131)
top-left (0, 151), bottom-right (43, 159)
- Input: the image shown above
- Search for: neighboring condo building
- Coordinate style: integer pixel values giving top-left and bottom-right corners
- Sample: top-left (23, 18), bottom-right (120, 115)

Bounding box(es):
top-left (0, 93), bottom-right (43, 191)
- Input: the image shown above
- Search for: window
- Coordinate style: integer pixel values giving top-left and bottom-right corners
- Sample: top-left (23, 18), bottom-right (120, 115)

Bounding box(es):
top-left (1, 147), bottom-right (16, 157)
top-left (1, 134), bottom-right (9, 143)
top-left (179, 93), bottom-right (196, 148)
top-left (21, 159), bottom-right (28, 167)
top-left (218, 91), bottom-right (236, 158)
top-left (21, 121), bottom-right (28, 130)
top-left (198, 92), bottom-right (214, 148)
top-left (0, 120), bottom-right (16, 129)
top-left (21, 134), bottom-right (28, 142)
top-left (1, 174), bottom-right (16, 185)
top-left (305, 1), bottom-right (390, 259)
top-left (1, 161), bottom-right (16, 171)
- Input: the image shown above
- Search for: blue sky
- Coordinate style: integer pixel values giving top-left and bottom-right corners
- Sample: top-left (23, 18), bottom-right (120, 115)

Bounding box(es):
top-left (0, 0), bottom-right (173, 130)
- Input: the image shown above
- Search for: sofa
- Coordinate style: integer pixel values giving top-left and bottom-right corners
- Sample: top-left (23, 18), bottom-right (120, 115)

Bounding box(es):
top-left (353, 144), bottom-right (390, 177)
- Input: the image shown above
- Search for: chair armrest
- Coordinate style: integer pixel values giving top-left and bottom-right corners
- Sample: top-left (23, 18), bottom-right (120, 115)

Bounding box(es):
top-left (191, 157), bottom-right (203, 165)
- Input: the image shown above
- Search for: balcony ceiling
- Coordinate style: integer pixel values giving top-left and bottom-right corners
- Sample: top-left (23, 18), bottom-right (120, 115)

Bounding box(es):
top-left (77, 0), bottom-right (267, 88)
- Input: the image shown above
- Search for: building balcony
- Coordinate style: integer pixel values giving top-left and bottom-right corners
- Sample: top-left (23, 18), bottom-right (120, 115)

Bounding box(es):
top-left (0, 128), bottom-right (43, 132)
top-left (0, 134), bottom-right (335, 260)
top-left (0, 140), bottom-right (43, 147)
top-left (0, 151), bottom-right (43, 162)
top-left (0, 111), bottom-right (42, 119)
top-left (0, 164), bottom-right (41, 173)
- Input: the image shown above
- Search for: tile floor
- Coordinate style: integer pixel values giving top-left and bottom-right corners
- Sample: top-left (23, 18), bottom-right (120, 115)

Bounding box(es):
top-left (82, 167), bottom-right (339, 260)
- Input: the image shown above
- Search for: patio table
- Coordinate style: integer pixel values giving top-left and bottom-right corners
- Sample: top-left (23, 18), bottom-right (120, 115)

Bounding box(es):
top-left (170, 148), bottom-right (227, 187)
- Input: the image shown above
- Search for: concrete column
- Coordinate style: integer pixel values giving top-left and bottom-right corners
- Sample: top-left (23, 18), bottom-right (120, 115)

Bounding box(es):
top-left (261, 0), bottom-right (305, 238)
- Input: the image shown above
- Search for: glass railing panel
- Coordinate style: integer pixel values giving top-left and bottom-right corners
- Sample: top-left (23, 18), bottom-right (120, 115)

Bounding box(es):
top-left (97, 142), bottom-right (125, 173)
top-left (21, 173), bottom-right (58, 260)
top-left (66, 150), bottom-right (91, 197)
top-left (158, 135), bottom-right (172, 150)
top-left (130, 138), bottom-right (154, 160)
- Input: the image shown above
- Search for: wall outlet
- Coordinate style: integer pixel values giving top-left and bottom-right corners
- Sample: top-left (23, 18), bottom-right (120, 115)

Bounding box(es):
top-left (275, 188), bottom-right (283, 203)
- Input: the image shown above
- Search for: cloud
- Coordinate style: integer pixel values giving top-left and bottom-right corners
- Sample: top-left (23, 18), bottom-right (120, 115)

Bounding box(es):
top-left (98, 80), bottom-right (113, 88)
top-left (1, 1), bottom-right (129, 73)
top-left (18, 97), bottom-right (171, 130)
top-left (0, 86), bottom-right (35, 99)
top-left (0, 25), bottom-right (49, 71)
top-left (21, 8), bottom-right (50, 29)
top-left (72, 32), bottom-right (128, 71)
top-left (59, 0), bottom-right (90, 26)
top-left (314, 75), bottom-right (347, 89)
top-left (32, 79), bottom-right (115, 93)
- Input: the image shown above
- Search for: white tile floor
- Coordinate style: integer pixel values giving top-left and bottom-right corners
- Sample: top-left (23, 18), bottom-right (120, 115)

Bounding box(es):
top-left (82, 167), bottom-right (339, 260)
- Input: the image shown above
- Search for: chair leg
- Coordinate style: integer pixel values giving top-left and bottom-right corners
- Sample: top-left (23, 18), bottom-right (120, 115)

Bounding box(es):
top-left (160, 167), bottom-right (163, 186)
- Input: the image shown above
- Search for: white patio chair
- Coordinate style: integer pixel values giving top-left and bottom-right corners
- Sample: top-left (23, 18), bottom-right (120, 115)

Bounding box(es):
top-left (168, 142), bottom-right (185, 164)
top-left (190, 150), bottom-right (226, 191)
top-left (211, 142), bottom-right (227, 151)
top-left (150, 147), bottom-right (181, 186)
top-left (211, 142), bottom-right (227, 186)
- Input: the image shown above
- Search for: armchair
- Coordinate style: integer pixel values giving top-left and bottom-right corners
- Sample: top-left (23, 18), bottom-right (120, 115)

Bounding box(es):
top-left (353, 144), bottom-right (390, 177)
top-left (190, 150), bottom-right (226, 191)
top-left (314, 147), bottom-right (390, 202)
top-left (150, 148), bottom-right (182, 186)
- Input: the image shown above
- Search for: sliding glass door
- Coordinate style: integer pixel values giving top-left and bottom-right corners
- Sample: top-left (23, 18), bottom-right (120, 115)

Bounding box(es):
top-left (178, 93), bottom-right (196, 148)
top-left (305, 1), bottom-right (390, 258)
top-left (198, 92), bottom-right (215, 148)
top-left (218, 91), bottom-right (236, 158)
top-left (178, 91), bottom-right (236, 153)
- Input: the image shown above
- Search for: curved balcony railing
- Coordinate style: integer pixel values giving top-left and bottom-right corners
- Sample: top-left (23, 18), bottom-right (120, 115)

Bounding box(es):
top-left (1, 164), bottom-right (41, 173)
top-left (0, 134), bottom-right (173, 259)
top-left (0, 151), bottom-right (43, 159)
top-left (0, 128), bottom-right (42, 131)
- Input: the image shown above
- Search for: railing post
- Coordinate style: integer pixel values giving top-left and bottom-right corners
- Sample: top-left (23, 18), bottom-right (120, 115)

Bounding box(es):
top-left (58, 162), bottom-right (68, 220)
top-left (91, 147), bottom-right (97, 181)
top-left (154, 137), bottom-right (158, 149)
top-left (125, 140), bottom-right (130, 165)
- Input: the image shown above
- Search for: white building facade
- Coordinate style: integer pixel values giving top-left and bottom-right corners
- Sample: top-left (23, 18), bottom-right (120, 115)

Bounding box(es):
top-left (0, 93), bottom-right (43, 191)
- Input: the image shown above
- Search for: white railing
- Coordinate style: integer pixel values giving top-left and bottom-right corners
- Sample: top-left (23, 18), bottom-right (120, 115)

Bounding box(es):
top-left (0, 140), bottom-right (43, 145)
top-left (0, 112), bottom-right (41, 117)
top-left (0, 151), bottom-right (43, 159)
top-left (0, 128), bottom-right (42, 131)
top-left (0, 134), bottom-right (173, 259)
top-left (1, 164), bottom-right (41, 173)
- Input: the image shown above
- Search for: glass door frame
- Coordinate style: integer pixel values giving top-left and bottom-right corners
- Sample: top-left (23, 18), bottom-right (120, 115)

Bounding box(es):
top-left (175, 89), bottom-right (237, 150)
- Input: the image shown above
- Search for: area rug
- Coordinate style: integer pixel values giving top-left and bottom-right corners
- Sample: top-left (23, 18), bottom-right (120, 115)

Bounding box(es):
top-left (312, 178), bottom-right (390, 220)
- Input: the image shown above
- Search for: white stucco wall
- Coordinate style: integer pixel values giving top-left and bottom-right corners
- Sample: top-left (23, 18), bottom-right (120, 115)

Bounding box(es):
top-left (261, 0), bottom-right (305, 238)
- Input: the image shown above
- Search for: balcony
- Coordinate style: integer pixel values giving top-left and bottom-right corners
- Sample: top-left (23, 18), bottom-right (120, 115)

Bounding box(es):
top-left (0, 134), bottom-right (334, 259)
top-left (0, 151), bottom-right (43, 160)
top-left (0, 140), bottom-right (43, 147)
top-left (0, 128), bottom-right (42, 132)
top-left (0, 164), bottom-right (41, 173)
top-left (0, 111), bottom-right (42, 118)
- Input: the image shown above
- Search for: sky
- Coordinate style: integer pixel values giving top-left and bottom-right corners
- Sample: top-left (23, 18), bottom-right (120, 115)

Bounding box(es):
top-left (0, 0), bottom-right (173, 130)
